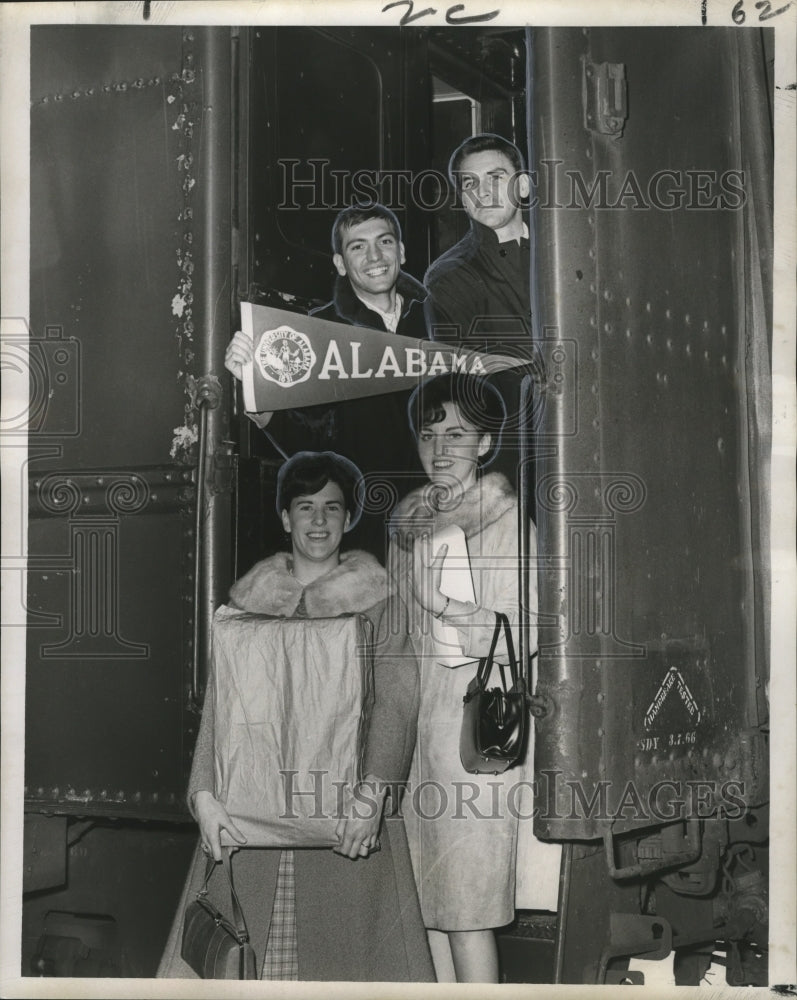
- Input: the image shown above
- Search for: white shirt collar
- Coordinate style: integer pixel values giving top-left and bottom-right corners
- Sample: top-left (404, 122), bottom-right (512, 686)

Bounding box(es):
top-left (496, 220), bottom-right (529, 245)
top-left (357, 292), bottom-right (403, 333)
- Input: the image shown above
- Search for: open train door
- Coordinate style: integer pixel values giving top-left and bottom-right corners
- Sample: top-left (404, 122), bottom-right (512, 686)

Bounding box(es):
top-left (529, 26), bottom-right (772, 986)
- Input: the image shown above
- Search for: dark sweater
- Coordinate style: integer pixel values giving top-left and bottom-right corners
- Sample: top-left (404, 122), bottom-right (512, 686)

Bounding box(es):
top-left (424, 219), bottom-right (537, 497)
top-left (424, 218), bottom-right (532, 354)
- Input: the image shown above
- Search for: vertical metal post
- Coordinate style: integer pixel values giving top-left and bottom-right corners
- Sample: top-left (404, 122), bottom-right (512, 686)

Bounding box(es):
top-left (190, 28), bottom-right (234, 706)
top-left (553, 842), bottom-right (573, 983)
top-left (527, 24), bottom-right (573, 981)
top-left (521, 27), bottom-right (536, 695)
top-left (518, 373), bottom-right (533, 692)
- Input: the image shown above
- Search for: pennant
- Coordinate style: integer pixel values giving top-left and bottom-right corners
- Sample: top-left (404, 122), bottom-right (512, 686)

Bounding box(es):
top-left (241, 302), bottom-right (527, 413)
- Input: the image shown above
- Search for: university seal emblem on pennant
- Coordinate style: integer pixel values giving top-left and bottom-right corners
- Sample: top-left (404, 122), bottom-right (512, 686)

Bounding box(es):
top-left (254, 326), bottom-right (317, 387)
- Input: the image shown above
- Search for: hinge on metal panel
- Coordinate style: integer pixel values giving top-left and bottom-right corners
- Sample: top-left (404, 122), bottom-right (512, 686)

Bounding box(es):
top-left (604, 819), bottom-right (702, 880)
top-left (583, 59), bottom-right (627, 137)
top-left (211, 441), bottom-right (236, 494)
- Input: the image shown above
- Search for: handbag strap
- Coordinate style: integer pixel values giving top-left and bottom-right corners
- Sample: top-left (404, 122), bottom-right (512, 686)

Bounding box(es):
top-left (475, 611), bottom-right (503, 686)
top-left (477, 611), bottom-right (520, 691)
top-left (498, 612), bottom-right (520, 688)
top-left (200, 849), bottom-right (250, 943)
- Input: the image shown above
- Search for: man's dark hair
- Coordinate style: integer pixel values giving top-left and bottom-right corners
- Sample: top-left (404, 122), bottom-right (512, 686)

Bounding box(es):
top-left (276, 451), bottom-right (363, 529)
top-left (448, 132), bottom-right (526, 189)
top-left (331, 202), bottom-right (402, 255)
top-left (408, 374), bottom-right (506, 467)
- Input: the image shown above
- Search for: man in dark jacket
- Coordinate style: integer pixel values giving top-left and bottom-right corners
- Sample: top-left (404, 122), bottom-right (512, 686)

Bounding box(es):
top-left (225, 203), bottom-right (428, 560)
top-left (424, 132), bottom-right (531, 350)
top-left (424, 134), bottom-right (535, 495)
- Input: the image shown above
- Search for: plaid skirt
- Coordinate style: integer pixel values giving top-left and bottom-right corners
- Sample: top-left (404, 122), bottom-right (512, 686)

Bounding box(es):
top-left (261, 850), bottom-right (298, 980)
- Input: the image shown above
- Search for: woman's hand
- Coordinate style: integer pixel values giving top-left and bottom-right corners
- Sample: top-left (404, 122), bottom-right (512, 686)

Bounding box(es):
top-left (224, 330), bottom-right (253, 382)
top-left (410, 534), bottom-right (449, 617)
top-left (193, 790), bottom-right (247, 862)
top-left (333, 777), bottom-right (387, 860)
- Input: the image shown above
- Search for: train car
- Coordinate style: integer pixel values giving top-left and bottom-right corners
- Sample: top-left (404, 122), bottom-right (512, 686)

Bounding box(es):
top-left (2, 7), bottom-right (791, 990)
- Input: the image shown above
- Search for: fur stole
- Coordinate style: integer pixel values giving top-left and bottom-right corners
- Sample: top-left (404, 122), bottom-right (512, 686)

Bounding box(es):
top-left (389, 471), bottom-right (516, 552)
top-left (228, 549), bottom-right (389, 618)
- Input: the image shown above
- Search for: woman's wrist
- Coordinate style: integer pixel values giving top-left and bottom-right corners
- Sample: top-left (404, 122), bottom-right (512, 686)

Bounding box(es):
top-left (190, 789), bottom-right (216, 821)
top-left (433, 597), bottom-right (480, 623)
top-left (355, 775), bottom-right (389, 817)
top-left (432, 594), bottom-right (450, 619)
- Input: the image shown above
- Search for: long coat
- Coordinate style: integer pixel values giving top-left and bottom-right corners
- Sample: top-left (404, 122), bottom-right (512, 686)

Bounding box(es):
top-left (157, 550), bottom-right (435, 982)
top-left (388, 473), bottom-right (561, 931)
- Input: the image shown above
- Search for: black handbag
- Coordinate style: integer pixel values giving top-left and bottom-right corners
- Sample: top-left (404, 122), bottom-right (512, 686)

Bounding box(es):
top-left (459, 611), bottom-right (529, 775)
top-left (181, 849), bottom-right (257, 979)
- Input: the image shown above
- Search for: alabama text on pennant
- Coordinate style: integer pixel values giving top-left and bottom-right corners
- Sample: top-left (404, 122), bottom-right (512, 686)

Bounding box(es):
top-left (240, 303), bottom-right (526, 412)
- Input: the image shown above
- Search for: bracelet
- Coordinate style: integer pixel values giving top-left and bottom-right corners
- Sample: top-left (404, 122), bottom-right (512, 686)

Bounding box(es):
top-left (433, 595), bottom-right (450, 619)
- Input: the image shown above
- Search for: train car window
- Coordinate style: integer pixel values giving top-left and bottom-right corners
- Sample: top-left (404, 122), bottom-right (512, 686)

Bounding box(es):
top-left (433, 76), bottom-right (481, 133)
top-left (430, 76), bottom-right (481, 254)
top-left (273, 30), bottom-right (382, 256)
top-left (249, 28), bottom-right (386, 304)
top-left (426, 27), bottom-right (526, 259)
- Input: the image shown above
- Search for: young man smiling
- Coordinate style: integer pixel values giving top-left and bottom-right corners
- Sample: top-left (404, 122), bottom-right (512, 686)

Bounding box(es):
top-left (225, 203), bottom-right (428, 559)
top-left (319, 203), bottom-right (428, 336)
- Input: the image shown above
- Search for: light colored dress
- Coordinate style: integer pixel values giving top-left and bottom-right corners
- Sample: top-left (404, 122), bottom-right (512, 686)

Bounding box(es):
top-left (389, 471), bottom-right (561, 931)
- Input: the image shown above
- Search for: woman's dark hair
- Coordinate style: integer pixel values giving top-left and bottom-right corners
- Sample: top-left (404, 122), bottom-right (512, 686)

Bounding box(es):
top-left (276, 451), bottom-right (364, 530)
top-left (407, 373), bottom-right (507, 467)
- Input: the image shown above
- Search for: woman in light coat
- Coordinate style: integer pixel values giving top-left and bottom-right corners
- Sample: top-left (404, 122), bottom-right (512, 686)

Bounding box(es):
top-left (388, 373), bottom-right (561, 983)
top-left (158, 451), bottom-right (434, 982)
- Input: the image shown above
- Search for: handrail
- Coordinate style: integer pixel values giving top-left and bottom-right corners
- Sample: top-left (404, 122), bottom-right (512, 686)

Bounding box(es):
top-left (518, 373), bottom-right (533, 694)
top-left (191, 376), bottom-right (222, 709)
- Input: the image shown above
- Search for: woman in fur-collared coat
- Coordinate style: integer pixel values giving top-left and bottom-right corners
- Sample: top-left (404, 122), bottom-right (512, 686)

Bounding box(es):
top-left (157, 452), bottom-right (434, 983)
top-left (388, 374), bottom-right (561, 984)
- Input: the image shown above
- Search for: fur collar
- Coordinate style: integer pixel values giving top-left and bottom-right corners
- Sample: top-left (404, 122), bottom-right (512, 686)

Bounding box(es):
top-left (331, 270), bottom-right (427, 328)
top-left (389, 471), bottom-right (516, 551)
top-left (228, 549), bottom-right (389, 618)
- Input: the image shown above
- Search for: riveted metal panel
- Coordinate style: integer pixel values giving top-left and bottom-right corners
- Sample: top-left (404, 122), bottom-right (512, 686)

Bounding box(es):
top-left (531, 28), bottom-right (770, 840)
top-left (30, 31), bottom-right (188, 468)
top-left (26, 27), bottom-right (234, 820)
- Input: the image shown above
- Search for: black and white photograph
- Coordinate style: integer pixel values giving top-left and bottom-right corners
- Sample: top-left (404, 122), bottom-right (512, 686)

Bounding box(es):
top-left (1, 1), bottom-right (795, 997)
